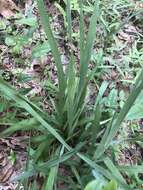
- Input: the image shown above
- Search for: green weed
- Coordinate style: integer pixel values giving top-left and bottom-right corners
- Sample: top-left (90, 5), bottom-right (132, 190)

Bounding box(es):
top-left (0, 0), bottom-right (143, 189)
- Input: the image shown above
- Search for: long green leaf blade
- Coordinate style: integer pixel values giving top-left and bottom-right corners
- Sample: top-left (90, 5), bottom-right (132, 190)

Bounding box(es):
top-left (36, 0), bottom-right (66, 100)
top-left (78, 0), bottom-right (100, 91)
top-left (45, 166), bottom-right (58, 190)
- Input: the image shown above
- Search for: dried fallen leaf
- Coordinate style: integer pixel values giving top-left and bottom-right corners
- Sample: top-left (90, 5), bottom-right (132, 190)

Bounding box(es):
top-left (0, 152), bottom-right (14, 183)
top-left (118, 31), bottom-right (134, 43)
top-left (135, 2), bottom-right (143, 9)
top-left (124, 25), bottom-right (137, 34)
top-left (0, 0), bottom-right (19, 18)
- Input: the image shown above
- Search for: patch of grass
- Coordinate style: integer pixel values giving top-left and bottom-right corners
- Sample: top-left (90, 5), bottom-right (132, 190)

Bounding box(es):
top-left (0, 0), bottom-right (143, 189)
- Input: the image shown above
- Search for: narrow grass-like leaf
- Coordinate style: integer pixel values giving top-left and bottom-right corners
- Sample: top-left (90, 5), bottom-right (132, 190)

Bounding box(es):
top-left (66, 55), bottom-right (77, 132)
top-left (1, 118), bottom-right (39, 136)
top-left (71, 166), bottom-right (83, 188)
top-left (77, 153), bottom-right (116, 182)
top-left (66, 0), bottom-right (72, 41)
top-left (94, 81), bottom-right (108, 107)
top-left (117, 165), bottom-right (143, 174)
top-left (44, 166), bottom-right (58, 190)
top-left (91, 104), bottom-right (101, 142)
top-left (74, 0), bottom-right (100, 114)
top-left (54, 2), bottom-right (67, 27)
top-left (44, 148), bottom-right (61, 190)
top-left (10, 170), bottom-right (36, 182)
top-left (36, 0), bottom-right (66, 102)
top-left (90, 81), bottom-right (108, 141)
top-left (78, 0), bottom-right (100, 91)
top-left (79, 0), bottom-right (85, 60)
top-left (104, 157), bottom-right (127, 187)
top-left (30, 135), bottom-right (52, 143)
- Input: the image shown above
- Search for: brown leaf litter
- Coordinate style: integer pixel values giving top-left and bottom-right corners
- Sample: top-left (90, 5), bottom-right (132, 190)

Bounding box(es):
top-left (0, 137), bottom-right (27, 190)
top-left (0, 0), bottom-right (19, 18)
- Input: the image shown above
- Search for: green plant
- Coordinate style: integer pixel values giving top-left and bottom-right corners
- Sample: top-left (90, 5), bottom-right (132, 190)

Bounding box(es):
top-left (1, 0), bottom-right (143, 189)
top-left (84, 180), bottom-right (117, 190)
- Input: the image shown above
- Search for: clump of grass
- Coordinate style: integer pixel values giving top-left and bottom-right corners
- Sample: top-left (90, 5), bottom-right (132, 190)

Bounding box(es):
top-left (0, 0), bottom-right (143, 189)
